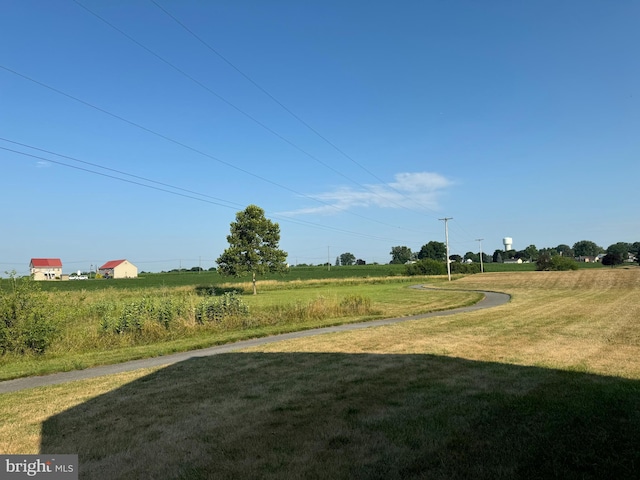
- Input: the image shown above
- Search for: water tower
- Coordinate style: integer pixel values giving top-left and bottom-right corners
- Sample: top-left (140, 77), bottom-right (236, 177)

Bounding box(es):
top-left (503, 237), bottom-right (513, 251)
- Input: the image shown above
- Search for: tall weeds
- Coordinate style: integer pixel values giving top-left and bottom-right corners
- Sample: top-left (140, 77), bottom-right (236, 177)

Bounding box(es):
top-left (0, 273), bottom-right (58, 355)
top-left (1, 280), bottom-right (377, 360)
top-left (257, 294), bottom-right (376, 325)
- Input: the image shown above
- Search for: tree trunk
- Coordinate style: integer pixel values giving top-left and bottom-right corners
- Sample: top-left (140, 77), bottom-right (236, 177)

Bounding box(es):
top-left (252, 272), bottom-right (257, 295)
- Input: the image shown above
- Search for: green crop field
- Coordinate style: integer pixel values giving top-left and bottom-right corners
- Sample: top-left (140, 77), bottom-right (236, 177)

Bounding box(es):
top-left (10, 264), bottom-right (409, 292)
top-left (1, 260), bottom-right (606, 293)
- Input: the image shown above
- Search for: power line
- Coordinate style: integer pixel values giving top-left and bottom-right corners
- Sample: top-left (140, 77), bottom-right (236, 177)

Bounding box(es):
top-left (1, 140), bottom-right (416, 244)
top-left (75, 0), bottom-right (441, 218)
top-left (150, 0), bottom-right (447, 217)
top-left (1, 145), bottom-right (240, 209)
top-left (149, 0), bottom-right (386, 184)
top-left (0, 64), bottom-right (427, 236)
top-left (0, 137), bottom-right (243, 208)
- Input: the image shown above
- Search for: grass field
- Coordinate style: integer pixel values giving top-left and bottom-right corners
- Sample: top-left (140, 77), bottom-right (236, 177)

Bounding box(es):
top-left (1, 267), bottom-right (639, 478)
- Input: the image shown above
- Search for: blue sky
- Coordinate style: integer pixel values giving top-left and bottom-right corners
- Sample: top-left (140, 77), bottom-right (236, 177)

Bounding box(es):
top-left (2, 1), bottom-right (638, 274)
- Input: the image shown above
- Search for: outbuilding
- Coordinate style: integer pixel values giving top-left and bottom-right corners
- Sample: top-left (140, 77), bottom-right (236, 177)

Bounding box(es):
top-left (98, 259), bottom-right (138, 279)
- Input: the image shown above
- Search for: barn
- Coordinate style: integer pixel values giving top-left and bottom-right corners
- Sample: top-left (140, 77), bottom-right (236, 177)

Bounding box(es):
top-left (98, 259), bottom-right (138, 279)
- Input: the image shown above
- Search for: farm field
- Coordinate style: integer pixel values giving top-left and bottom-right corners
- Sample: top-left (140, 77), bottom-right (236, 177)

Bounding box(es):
top-left (3, 261), bottom-right (601, 293)
top-left (24, 264), bottom-right (411, 292)
top-left (1, 267), bottom-right (639, 478)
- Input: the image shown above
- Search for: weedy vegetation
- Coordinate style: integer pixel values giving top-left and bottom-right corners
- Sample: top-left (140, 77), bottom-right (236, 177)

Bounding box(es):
top-left (0, 273), bottom-right (479, 380)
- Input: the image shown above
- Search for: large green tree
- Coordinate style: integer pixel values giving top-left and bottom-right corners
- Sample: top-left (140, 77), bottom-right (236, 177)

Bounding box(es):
top-left (418, 241), bottom-right (446, 261)
top-left (216, 205), bottom-right (288, 294)
top-left (390, 246), bottom-right (412, 264)
top-left (572, 240), bottom-right (603, 257)
top-left (556, 244), bottom-right (574, 257)
top-left (522, 244), bottom-right (539, 261)
top-left (602, 252), bottom-right (624, 266)
top-left (339, 252), bottom-right (356, 266)
top-left (606, 242), bottom-right (631, 261)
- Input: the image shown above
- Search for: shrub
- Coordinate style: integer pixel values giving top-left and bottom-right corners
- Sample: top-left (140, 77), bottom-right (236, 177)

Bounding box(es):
top-left (339, 294), bottom-right (372, 314)
top-left (536, 253), bottom-right (553, 271)
top-left (195, 293), bottom-right (249, 324)
top-left (0, 273), bottom-right (58, 354)
top-left (551, 256), bottom-right (579, 271)
top-left (537, 254), bottom-right (578, 271)
top-left (155, 297), bottom-right (177, 329)
top-left (99, 296), bottom-right (188, 334)
top-left (450, 262), bottom-right (481, 274)
top-left (405, 259), bottom-right (447, 276)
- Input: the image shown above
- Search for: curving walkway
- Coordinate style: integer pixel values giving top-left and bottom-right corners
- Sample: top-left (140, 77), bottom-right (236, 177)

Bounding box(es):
top-left (0, 287), bottom-right (510, 394)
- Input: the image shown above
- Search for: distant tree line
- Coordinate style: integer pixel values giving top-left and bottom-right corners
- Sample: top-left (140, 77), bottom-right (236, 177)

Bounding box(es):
top-left (390, 240), bottom-right (640, 272)
top-left (335, 253), bottom-right (366, 266)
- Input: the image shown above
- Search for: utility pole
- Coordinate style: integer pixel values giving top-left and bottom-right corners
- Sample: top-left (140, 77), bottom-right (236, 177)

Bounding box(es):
top-left (327, 246), bottom-right (331, 271)
top-left (439, 217), bottom-right (453, 281)
top-left (476, 238), bottom-right (484, 273)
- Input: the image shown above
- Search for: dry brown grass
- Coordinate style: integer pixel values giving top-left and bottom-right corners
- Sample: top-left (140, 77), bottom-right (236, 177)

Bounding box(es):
top-left (246, 268), bottom-right (640, 379)
top-left (0, 368), bottom-right (160, 454)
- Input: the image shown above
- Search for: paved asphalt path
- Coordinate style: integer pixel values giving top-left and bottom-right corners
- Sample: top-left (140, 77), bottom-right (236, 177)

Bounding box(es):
top-left (0, 287), bottom-right (510, 394)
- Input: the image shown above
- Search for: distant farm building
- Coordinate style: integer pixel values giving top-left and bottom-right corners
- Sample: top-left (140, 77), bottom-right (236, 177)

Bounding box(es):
top-left (503, 258), bottom-right (523, 264)
top-left (30, 258), bottom-right (63, 280)
top-left (576, 256), bottom-right (600, 263)
top-left (98, 259), bottom-right (138, 279)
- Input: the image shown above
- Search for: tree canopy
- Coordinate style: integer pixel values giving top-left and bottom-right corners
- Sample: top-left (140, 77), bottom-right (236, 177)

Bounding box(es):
top-left (216, 205), bottom-right (288, 293)
top-left (556, 244), bottom-right (574, 257)
top-left (602, 253), bottom-right (624, 266)
top-left (418, 241), bottom-right (446, 261)
top-left (339, 252), bottom-right (356, 266)
top-left (606, 242), bottom-right (631, 260)
top-left (390, 246), bottom-right (412, 264)
top-left (573, 240), bottom-right (603, 257)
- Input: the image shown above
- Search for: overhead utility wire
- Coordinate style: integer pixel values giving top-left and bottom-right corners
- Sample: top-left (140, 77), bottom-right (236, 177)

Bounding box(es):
top-left (150, 0), bottom-right (444, 218)
top-left (0, 137), bottom-right (240, 207)
top-left (75, 0), bottom-right (438, 220)
top-left (0, 146), bottom-right (239, 208)
top-left (0, 64), bottom-right (413, 235)
top-left (73, 2), bottom-right (377, 196)
top-left (0, 142), bottom-right (402, 243)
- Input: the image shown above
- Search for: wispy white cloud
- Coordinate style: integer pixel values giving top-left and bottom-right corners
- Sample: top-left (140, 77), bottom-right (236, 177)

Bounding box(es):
top-left (36, 161), bottom-right (52, 168)
top-left (280, 172), bottom-right (453, 216)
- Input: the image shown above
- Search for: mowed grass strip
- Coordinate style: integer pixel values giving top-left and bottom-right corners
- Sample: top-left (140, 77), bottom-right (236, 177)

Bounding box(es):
top-left (251, 268), bottom-right (640, 377)
top-left (1, 268), bottom-right (639, 478)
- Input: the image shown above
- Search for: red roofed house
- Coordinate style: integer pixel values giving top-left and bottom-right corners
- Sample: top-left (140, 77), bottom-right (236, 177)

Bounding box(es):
top-left (98, 259), bottom-right (138, 279)
top-left (30, 258), bottom-right (63, 281)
